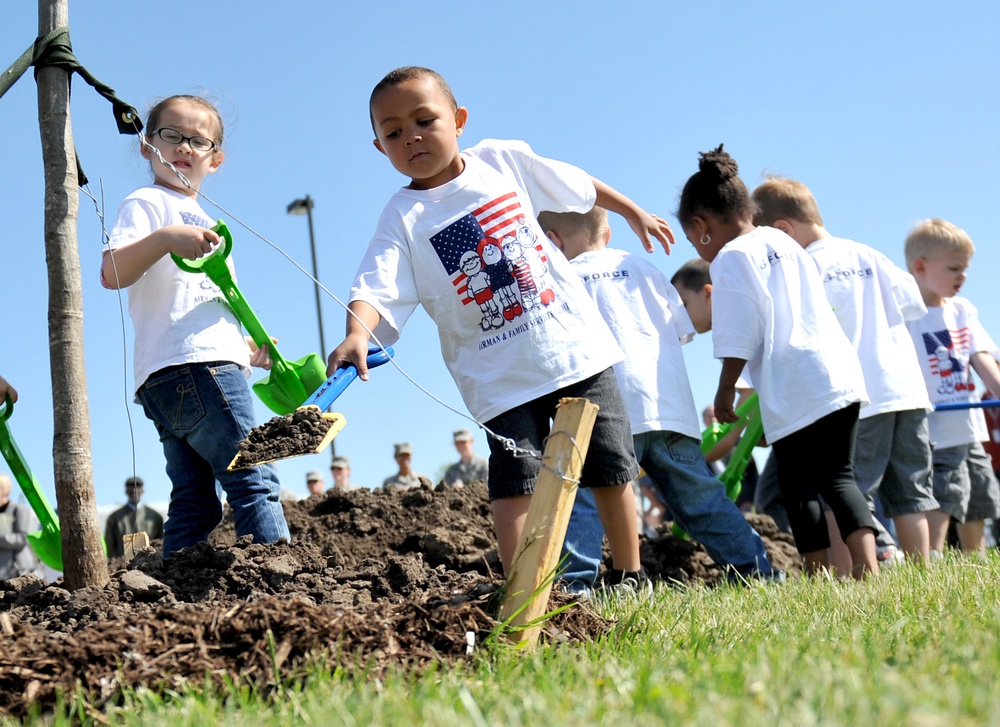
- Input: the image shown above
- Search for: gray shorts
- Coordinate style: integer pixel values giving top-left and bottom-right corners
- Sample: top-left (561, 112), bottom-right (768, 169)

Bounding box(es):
top-left (854, 409), bottom-right (938, 518)
top-left (932, 441), bottom-right (1000, 522)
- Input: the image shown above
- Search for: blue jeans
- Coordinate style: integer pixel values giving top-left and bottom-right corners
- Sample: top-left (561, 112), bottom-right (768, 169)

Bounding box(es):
top-left (137, 362), bottom-right (290, 556)
top-left (561, 487), bottom-right (603, 590)
top-left (561, 430), bottom-right (775, 587)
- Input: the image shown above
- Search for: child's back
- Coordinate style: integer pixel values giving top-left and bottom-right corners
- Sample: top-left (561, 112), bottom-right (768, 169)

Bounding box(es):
top-left (675, 145), bottom-right (878, 578)
top-left (710, 226), bottom-right (867, 441)
top-left (569, 246), bottom-right (702, 438)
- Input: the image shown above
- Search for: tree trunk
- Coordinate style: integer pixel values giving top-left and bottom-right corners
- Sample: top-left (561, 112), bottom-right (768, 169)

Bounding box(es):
top-left (37, 0), bottom-right (108, 590)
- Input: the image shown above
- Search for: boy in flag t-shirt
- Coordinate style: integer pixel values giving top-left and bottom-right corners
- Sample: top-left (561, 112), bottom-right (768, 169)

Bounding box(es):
top-left (904, 218), bottom-right (1000, 554)
top-left (327, 66), bottom-right (674, 588)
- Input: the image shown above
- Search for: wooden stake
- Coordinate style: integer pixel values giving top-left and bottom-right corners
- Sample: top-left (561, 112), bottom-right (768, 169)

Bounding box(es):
top-left (122, 532), bottom-right (150, 561)
top-left (498, 397), bottom-right (599, 645)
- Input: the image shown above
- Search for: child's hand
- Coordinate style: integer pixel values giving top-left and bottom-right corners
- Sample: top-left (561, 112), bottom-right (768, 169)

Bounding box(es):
top-left (248, 337), bottom-right (276, 370)
top-left (714, 385), bottom-right (739, 424)
top-left (163, 224), bottom-right (221, 261)
top-left (0, 375), bottom-right (18, 403)
top-left (628, 211), bottom-right (676, 255)
top-left (327, 334), bottom-right (372, 380)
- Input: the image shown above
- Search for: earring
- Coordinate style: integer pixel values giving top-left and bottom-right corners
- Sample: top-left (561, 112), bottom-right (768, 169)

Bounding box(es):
top-left (700, 233), bottom-right (711, 246)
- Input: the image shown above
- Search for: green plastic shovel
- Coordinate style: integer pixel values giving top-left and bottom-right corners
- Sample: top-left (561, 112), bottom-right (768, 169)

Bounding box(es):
top-left (671, 393), bottom-right (763, 539)
top-left (172, 220), bottom-right (328, 415)
top-left (0, 395), bottom-right (65, 571)
top-left (716, 394), bottom-right (764, 503)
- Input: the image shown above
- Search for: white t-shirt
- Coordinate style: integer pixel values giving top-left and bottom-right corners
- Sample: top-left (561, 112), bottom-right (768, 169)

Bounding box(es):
top-left (108, 185), bottom-right (251, 392)
top-left (805, 236), bottom-right (931, 417)
top-left (907, 296), bottom-right (999, 449)
top-left (351, 140), bottom-right (623, 422)
top-left (569, 247), bottom-right (701, 439)
top-left (710, 226), bottom-right (867, 442)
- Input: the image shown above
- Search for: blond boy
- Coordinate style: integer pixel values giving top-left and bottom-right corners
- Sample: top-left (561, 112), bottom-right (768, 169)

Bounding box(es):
top-left (904, 219), bottom-right (1000, 552)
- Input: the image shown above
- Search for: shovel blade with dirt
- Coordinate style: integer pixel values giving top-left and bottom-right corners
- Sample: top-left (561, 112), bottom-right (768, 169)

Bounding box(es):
top-left (228, 346), bottom-right (394, 470)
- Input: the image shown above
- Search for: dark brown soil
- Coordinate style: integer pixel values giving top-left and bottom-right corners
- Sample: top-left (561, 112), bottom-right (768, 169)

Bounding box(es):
top-left (0, 482), bottom-right (801, 719)
top-left (231, 406), bottom-right (335, 469)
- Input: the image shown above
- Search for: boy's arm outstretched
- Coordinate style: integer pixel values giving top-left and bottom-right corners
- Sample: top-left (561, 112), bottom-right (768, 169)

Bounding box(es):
top-left (100, 225), bottom-right (223, 289)
top-left (327, 301), bottom-right (382, 380)
top-left (593, 177), bottom-right (675, 254)
top-left (971, 352), bottom-right (1000, 399)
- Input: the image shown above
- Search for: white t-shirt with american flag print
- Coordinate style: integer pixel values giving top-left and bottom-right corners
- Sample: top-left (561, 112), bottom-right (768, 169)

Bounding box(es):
top-left (907, 296), bottom-right (1000, 449)
top-left (350, 139), bottom-right (624, 422)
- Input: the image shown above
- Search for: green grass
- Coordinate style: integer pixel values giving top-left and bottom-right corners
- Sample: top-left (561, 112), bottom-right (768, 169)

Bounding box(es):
top-left (10, 552), bottom-right (1000, 726)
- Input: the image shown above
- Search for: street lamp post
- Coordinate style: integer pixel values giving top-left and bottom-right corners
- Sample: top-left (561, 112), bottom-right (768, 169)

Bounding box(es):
top-left (287, 194), bottom-right (333, 460)
top-left (286, 195), bottom-right (326, 356)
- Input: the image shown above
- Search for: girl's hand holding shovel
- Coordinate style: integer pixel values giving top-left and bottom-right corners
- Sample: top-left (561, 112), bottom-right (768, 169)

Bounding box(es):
top-left (248, 337), bottom-right (278, 370)
top-left (0, 375), bottom-right (17, 404)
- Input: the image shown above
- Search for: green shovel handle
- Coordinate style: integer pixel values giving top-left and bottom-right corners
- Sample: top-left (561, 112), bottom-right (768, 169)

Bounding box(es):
top-left (170, 219), bottom-right (233, 272)
top-left (171, 220), bottom-right (289, 370)
top-left (718, 396), bottom-right (764, 502)
top-left (0, 395), bottom-right (61, 534)
top-left (700, 393), bottom-right (759, 455)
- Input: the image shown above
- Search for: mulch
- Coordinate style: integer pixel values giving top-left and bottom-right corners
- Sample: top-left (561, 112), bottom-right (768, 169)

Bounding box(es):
top-left (0, 482), bottom-right (800, 719)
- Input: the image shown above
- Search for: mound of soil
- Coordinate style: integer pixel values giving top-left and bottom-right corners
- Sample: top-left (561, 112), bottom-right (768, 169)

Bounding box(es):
top-left (0, 482), bottom-right (800, 719)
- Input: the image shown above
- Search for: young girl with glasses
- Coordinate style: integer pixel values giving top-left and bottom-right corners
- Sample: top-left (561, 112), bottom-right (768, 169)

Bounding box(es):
top-left (100, 95), bottom-right (290, 557)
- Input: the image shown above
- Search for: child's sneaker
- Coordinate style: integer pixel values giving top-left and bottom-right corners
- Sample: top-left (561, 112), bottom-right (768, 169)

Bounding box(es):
top-left (554, 580), bottom-right (593, 601)
top-left (877, 544), bottom-right (904, 566)
top-left (598, 567), bottom-right (654, 600)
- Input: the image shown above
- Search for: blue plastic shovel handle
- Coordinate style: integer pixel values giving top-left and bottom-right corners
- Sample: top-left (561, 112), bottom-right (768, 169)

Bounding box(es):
top-left (935, 400), bottom-right (1000, 411)
top-left (304, 347), bottom-right (394, 411)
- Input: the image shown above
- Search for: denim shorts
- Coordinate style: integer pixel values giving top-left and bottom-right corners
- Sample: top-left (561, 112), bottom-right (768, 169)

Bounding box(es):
top-left (483, 368), bottom-right (639, 501)
top-left (854, 409), bottom-right (938, 518)
top-left (932, 441), bottom-right (1000, 522)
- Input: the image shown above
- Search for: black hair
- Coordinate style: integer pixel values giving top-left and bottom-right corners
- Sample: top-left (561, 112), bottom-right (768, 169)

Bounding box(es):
top-left (670, 258), bottom-right (711, 292)
top-left (676, 144), bottom-right (754, 228)
top-left (369, 66), bottom-right (457, 133)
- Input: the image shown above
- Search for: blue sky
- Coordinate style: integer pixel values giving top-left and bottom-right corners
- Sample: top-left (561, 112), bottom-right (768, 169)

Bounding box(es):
top-left (2, 2), bottom-right (999, 509)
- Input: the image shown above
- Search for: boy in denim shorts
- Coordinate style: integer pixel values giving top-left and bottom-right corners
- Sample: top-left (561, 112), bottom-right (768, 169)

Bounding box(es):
top-left (904, 219), bottom-right (1000, 553)
top-left (328, 66), bottom-right (674, 583)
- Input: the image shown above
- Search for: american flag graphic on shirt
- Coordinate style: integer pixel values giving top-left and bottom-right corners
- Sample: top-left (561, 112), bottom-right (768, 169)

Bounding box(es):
top-left (429, 192), bottom-right (533, 300)
top-left (922, 328), bottom-right (969, 378)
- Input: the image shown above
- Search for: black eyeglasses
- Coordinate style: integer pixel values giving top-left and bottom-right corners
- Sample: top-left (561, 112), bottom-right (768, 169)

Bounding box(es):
top-left (150, 127), bottom-right (217, 152)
